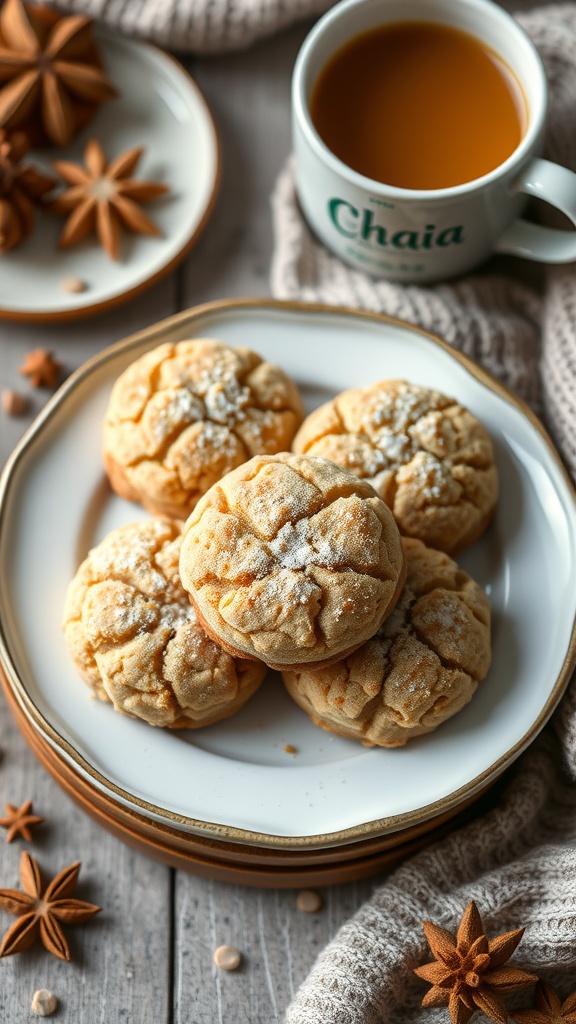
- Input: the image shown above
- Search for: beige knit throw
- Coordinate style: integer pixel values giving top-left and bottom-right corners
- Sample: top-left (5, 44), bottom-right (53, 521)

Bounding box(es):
top-left (268, 6), bottom-right (576, 1023)
top-left (50, 0), bottom-right (334, 52)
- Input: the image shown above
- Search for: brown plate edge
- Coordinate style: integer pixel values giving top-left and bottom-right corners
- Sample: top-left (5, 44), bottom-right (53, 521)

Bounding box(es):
top-left (1, 668), bottom-right (502, 887)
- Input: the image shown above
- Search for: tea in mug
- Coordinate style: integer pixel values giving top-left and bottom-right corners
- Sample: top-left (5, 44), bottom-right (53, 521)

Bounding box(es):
top-left (310, 21), bottom-right (527, 189)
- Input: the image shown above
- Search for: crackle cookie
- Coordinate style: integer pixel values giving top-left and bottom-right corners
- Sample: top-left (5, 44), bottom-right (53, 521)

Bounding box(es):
top-left (179, 452), bottom-right (407, 670)
top-left (282, 537), bottom-right (491, 747)
top-left (62, 519), bottom-right (266, 728)
top-left (103, 339), bottom-right (304, 520)
top-left (292, 380), bottom-right (498, 554)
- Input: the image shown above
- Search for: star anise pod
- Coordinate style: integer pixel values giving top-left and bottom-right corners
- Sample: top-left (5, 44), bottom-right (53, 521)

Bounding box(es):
top-left (50, 137), bottom-right (169, 260)
top-left (0, 800), bottom-right (43, 843)
top-left (0, 850), bottom-right (101, 960)
top-left (511, 982), bottom-right (576, 1024)
top-left (0, 128), bottom-right (53, 251)
top-left (0, 0), bottom-right (117, 147)
top-left (20, 348), bottom-right (61, 387)
top-left (414, 901), bottom-right (538, 1024)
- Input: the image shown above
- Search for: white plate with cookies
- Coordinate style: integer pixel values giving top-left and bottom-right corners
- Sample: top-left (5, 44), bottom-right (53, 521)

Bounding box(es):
top-left (1, 298), bottom-right (575, 849)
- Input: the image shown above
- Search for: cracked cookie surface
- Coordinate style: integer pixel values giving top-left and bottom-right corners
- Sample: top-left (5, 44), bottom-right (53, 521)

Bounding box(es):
top-left (282, 537), bottom-right (491, 747)
top-left (103, 339), bottom-right (304, 520)
top-left (292, 380), bottom-right (498, 554)
top-left (179, 452), bottom-right (407, 670)
top-left (62, 519), bottom-right (266, 728)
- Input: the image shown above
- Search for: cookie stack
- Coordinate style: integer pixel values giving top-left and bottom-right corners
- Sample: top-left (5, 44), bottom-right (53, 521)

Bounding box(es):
top-left (63, 341), bottom-right (497, 749)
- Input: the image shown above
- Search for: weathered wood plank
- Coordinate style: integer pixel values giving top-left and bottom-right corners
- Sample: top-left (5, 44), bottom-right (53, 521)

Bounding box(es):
top-left (180, 22), bottom-right (312, 307)
top-left (0, 276), bottom-right (177, 462)
top-left (0, 692), bottom-right (173, 1023)
top-left (0, 256), bottom-right (178, 1024)
top-left (173, 876), bottom-right (377, 1024)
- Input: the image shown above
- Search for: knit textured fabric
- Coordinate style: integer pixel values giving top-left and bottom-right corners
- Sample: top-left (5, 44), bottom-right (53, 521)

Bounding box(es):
top-left (268, 6), bottom-right (576, 1022)
top-left (50, 0), bottom-right (334, 52)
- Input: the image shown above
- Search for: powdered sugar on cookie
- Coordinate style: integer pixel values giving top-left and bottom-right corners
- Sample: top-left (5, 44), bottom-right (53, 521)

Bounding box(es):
top-left (281, 537), bottom-right (491, 747)
top-left (103, 339), bottom-right (304, 520)
top-left (180, 452), bottom-right (407, 669)
top-left (293, 379), bottom-right (498, 553)
top-left (62, 519), bottom-right (266, 729)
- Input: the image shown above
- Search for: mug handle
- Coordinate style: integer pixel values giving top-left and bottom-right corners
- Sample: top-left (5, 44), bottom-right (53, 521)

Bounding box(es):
top-left (495, 158), bottom-right (576, 262)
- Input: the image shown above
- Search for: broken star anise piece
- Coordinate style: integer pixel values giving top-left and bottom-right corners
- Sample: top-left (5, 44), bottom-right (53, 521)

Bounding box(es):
top-left (50, 138), bottom-right (169, 261)
top-left (20, 348), bottom-right (62, 388)
top-left (0, 128), bottom-right (53, 252)
top-left (0, 0), bottom-right (117, 147)
top-left (511, 982), bottom-right (576, 1024)
top-left (0, 800), bottom-right (43, 843)
top-left (414, 900), bottom-right (538, 1024)
top-left (0, 850), bottom-right (101, 960)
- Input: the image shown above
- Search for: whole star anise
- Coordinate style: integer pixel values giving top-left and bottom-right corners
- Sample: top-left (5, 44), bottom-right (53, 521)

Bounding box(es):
top-left (0, 800), bottom-right (43, 843)
top-left (414, 901), bottom-right (538, 1024)
top-left (0, 850), bottom-right (101, 960)
top-left (50, 137), bottom-right (169, 260)
top-left (0, 0), bottom-right (117, 147)
top-left (511, 982), bottom-right (576, 1024)
top-left (0, 128), bottom-right (53, 251)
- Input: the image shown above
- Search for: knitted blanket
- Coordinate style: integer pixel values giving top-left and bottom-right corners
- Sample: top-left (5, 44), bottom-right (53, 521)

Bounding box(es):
top-left (50, 0), bottom-right (539, 53)
top-left (50, 0), bottom-right (334, 52)
top-left (268, 5), bottom-right (576, 1022)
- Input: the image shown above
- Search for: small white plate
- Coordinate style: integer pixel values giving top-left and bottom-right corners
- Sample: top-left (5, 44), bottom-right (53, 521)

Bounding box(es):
top-left (0, 33), bottom-right (219, 322)
top-left (1, 300), bottom-right (575, 848)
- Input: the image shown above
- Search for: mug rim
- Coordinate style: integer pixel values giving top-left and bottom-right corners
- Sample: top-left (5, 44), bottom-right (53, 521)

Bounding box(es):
top-left (292, 0), bottom-right (548, 201)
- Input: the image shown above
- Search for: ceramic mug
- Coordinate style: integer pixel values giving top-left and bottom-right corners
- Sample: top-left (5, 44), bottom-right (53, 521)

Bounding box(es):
top-left (292, 0), bottom-right (576, 283)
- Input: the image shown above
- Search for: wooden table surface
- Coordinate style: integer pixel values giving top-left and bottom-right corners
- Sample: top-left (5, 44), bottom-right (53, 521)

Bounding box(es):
top-left (0, 4), bottom-right (537, 1019)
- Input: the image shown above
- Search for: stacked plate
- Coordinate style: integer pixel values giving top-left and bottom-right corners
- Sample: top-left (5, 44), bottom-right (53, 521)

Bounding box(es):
top-left (0, 32), bottom-right (220, 322)
top-left (1, 300), bottom-right (575, 887)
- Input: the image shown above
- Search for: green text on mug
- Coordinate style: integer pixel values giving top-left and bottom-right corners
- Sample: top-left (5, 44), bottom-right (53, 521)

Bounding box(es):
top-left (292, 0), bottom-right (576, 283)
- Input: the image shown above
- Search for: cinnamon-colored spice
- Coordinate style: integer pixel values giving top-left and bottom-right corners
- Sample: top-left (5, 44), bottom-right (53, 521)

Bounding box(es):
top-left (0, 0), bottom-right (117, 147)
top-left (414, 900), bottom-right (537, 1024)
top-left (0, 800), bottom-right (43, 843)
top-left (19, 349), bottom-right (61, 388)
top-left (0, 851), bottom-right (101, 960)
top-left (511, 981), bottom-right (576, 1024)
top-left (0, 129), bottom-right (54, 252)
top-left (50, 138), bottom-right (169, 260)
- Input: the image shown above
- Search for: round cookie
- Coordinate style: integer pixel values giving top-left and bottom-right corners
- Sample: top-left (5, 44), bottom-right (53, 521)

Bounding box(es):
top-left (179, 452), bottom-right (407, 670)
top-left (282, 537), bottom-right (491, 747)
top-left (292, 379), bottom-right (498, 554)
top-left (62, 519), bottom-right (266, 728)
top-left (103, 339), bottom-right (304, 520)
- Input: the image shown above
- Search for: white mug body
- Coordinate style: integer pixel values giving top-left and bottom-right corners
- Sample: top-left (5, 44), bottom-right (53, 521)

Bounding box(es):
top-left (291, 0), bottom-right (576, 282)
top-left (294, 125), bottom-right (544, 282)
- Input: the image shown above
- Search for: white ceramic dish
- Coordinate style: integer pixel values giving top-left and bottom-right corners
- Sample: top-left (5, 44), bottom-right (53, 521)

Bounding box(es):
top-left (1, 300), bottom-right (575, 849)
top-left (0, 33), bottom-right (219, 321)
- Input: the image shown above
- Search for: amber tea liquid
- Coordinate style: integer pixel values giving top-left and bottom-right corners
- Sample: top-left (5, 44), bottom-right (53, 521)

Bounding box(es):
top-left (310, 21), bottom-right (527, 189)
